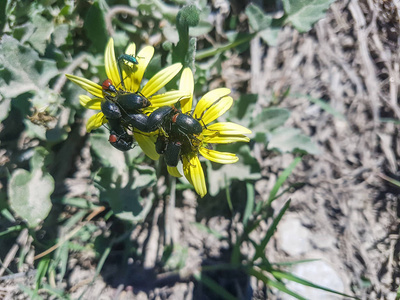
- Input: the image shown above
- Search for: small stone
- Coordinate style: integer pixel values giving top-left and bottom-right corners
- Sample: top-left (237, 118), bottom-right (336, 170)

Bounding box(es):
top-left (276, 217), bottom-right (312, 256)
top-left (281, 260), bottom-right (345, 300)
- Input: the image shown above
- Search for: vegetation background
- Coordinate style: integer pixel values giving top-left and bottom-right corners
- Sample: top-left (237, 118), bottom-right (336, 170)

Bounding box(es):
top-left (0, 0), bottom-right (399, 299)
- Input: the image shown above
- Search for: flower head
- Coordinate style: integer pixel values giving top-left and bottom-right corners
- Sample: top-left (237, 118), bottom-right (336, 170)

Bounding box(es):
top-left (66, 38), bottom-right (188, 159)
top-left (166, 68), bottom-right (251, 197)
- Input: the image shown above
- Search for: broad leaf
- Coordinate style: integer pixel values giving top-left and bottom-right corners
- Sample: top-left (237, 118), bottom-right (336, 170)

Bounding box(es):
top-left (282, 0), bottom-right (335, 32)
top-left (250, 107), bottom-right (290, 134)
top-left (8, 147), bottom-right (54, 228)
top-left (0, 35), bottom-right (58, 99)
top-left (268, 127), bottom-right (320, 155)
top-left (245, 4), bottom-right (272, 32)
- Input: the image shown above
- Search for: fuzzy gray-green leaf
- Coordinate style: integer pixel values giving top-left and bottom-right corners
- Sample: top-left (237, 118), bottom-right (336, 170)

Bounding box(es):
top-left (282, 0), bottom-right (335, 32)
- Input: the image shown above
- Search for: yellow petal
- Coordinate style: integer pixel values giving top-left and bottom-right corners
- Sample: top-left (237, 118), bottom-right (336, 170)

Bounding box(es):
top-left (203, 135), bottom-right (250, 144)
top-left (66, 74), bottom-right (103, 98)
top-left (183, 154), bottom-right (207, 197)
top-left (125, 43), bottom-right (136, 56)
top-left (204, 122), bottom-right (252, 135)
top-left (79, 95), bottom-right (102, 110)
top-left (130, 46), bottom-right (154, 93)
top-left (141, 63), bottom-right (182, 98)
top-left (183, 156), bottom-right (194, 186)
top-left (200, 96), bottom-right (233, 125)
top-left (104, 38), bottom-right (121, 89)
top-left (121, 42), bottom-right (137, 92)
top-left (179, 68), bottom-right (194, 114)
top-left (86, 112), bottom-right (106, 132)
top-left (167, 166), bottom-right (182, 178)
top-left (149, 91), bottom-right (190, 107)
top-left (193, 88), bottom-right (231, 119)
top-left (134, 132), bottom-right (159, 160)
top-left (199, 148), bottom-right (239, 164)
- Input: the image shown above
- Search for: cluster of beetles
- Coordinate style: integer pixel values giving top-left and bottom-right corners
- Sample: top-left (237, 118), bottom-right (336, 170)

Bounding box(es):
top-left (100, 54), bottom-right (204, 167)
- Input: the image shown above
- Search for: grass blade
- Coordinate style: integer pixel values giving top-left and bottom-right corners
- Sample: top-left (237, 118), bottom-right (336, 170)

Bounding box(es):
top-left (194, 272), bottom-right (237, 300)
top-left (35, 257), bottom-right (50, 290)
top-left (243, 182), bottom-right (255, 227)
top-left (247, 267), bottom-right (307, 300)
top-left (267, 157), bottom-right (301, 205)
top-left (291, 93), bottom-right (346, 120)
top-left (380, 118), bottom-right (400, 125)
top-left (253, 199), bottom-right (291, 261)
top-left (225, 174), bottom-right (233, 213)
top-left (191, 222), bottom-right (225, 240)
top-left (271, 270), bottom-right (359, 299)
top-left (378, 173), bottom-right (400, 188)
top-left (196, 33), bottom-right (257, 60)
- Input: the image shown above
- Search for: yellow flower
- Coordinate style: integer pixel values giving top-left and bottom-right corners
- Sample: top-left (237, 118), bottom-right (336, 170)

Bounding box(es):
top-left (168, 68), bottom-right (251, 197)
top-left (66, 38), bottom-right (188, 159)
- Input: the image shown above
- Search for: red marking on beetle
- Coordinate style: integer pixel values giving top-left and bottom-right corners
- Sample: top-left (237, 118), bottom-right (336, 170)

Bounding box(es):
top-left (109, 134), bottom-right (118, 143)
top-left (102, 79), bottom-right (113, 90)
top-left (172, 113), bottom-right (179, 123)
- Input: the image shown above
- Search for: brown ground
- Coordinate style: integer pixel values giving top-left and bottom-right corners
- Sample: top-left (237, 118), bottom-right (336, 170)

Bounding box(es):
top-left (2, 0), bottom-right (400, 299)
top-left (245, 0), bottom-right (400, 298)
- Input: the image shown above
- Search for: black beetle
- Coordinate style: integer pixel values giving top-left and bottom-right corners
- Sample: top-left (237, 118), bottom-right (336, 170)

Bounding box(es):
top-left (155, 135), bottom-right (168, 154)
top-left (171, 113), bottom-right (203, 136)
top-left (146, 106), bottom-right (175, 132)
top-left (101, 99), bottom-right (122, 120)
top-left (164, 141), bottom-right (182, 167)
top-left (109, 130), bottom-right (134, 151)
top-left (125, 113), bottom-right (149, 132)
top-left (116, 92), bottom-right (151, 114)
top-left (106, 118), bottom-right (134, 151)
top-left (147, 106), bottom-right (203, 136)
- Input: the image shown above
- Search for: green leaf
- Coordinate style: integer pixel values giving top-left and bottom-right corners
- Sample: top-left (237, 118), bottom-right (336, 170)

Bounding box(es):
top-left (27, 14), bottom-right (54, 55)
top-left (0, 98), bottom-right (12, 122)
top-left (0, 35), bottom-right (58, 99)
top-left (189, 20), bottom-right (213, 37)
top-left (206, 145), bottom-right (261, 197)
top-left (291, 93), bottom-right (346, 120)
top-left (282, 0), bottom-right (335, 32)
top-left (90, 132), bottom-right (138, 173)
top-left (268, 127), bottom-right (320, 155)
top-left (245, 4), bottom-right (272, 32)
top-left (84, 2), bottom-right (108, 53)
top-left (228, 93), bottom-right (257, 125)
top-left (100, 180), bottom-right (142, 222)
top-left (0, 0), bottom-right (7, 34)
top-left (8, 148), bottom-right (54, 228)
top-left (52, 24), bottom-right (70, 47)
top-left (259, 27), bottom-right (280, 46)
top-left (251, 107), bottom-right (290, 133)
top-left (97, 166), bottom-right (155, 223)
